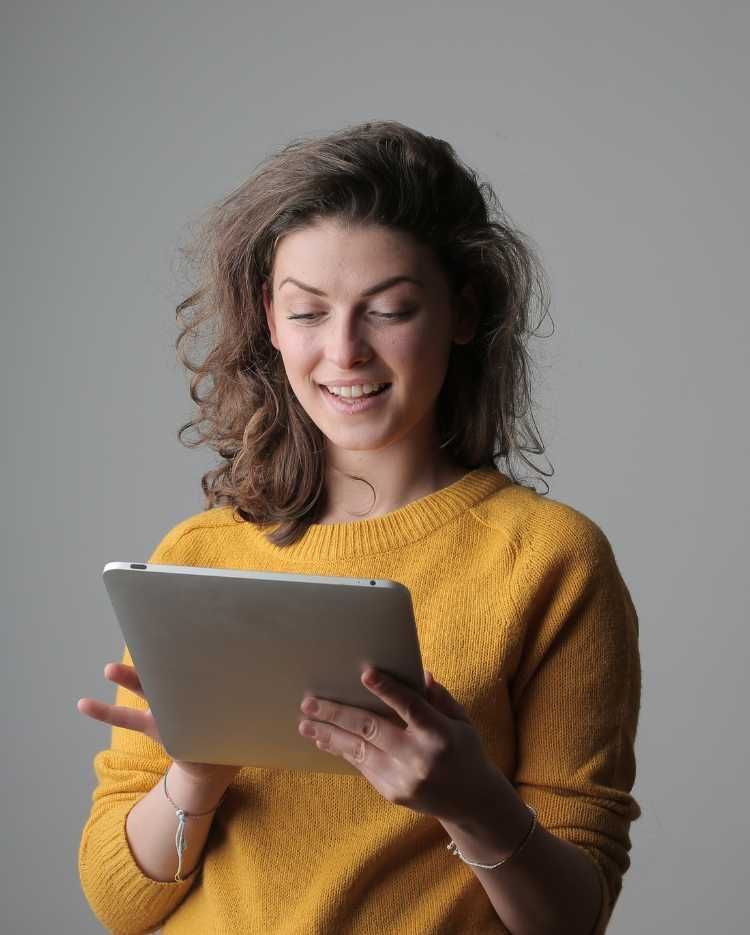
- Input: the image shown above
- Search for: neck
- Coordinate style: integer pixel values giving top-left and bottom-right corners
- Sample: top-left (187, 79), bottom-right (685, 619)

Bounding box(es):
top-left (318, 452), bottom-right (467, 525)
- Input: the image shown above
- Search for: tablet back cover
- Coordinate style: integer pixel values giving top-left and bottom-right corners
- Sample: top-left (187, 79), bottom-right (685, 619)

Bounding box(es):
top-left (102, 563), bottom-right (424, 774)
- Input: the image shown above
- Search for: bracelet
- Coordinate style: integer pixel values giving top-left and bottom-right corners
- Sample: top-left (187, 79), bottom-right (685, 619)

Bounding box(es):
top-left (163, 766), bottom-right (229, 882)
top-left (446, 803), bottom-right (538, 870)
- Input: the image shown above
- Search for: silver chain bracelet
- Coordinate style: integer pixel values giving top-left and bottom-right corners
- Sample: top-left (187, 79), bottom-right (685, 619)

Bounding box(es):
top-left (446, 803), bottom-right (538, 870)
top-left (163, 767), bottom-right (228, 882)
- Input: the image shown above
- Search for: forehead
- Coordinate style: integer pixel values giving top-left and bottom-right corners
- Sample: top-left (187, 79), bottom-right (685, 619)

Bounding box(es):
top-left (271, 219), bottom-right (432, 291)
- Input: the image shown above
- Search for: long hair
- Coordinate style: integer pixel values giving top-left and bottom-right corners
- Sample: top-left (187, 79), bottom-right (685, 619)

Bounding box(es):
top-left (174, 119), bottom-right (553, 546)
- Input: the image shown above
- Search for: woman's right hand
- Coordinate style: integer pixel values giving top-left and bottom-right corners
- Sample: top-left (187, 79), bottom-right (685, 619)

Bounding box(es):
top-left (76, 662), bottom-right (243, 788)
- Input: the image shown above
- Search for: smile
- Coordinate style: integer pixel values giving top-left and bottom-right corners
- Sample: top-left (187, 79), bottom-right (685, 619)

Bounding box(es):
top-left (318, 382), bottom-right (392, 414)
top-left (323, 383), bottom-right (389, 398)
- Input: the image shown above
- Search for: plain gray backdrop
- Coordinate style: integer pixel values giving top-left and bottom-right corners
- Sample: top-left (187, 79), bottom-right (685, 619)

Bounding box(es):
top-left (3, 1), bottom-right (748, 932)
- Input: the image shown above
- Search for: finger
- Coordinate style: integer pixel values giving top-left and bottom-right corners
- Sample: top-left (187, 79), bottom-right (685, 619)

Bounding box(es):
top-left (299, 696), bottom-right (409, 758)
top-left (77, 697), bottom-right (153, 734)
top-left (302, 719), bottom-right (394, 774)
top-left (361, 668), bottom-right (443, 733)
top-left (104, 663), bottom-right (146, 699)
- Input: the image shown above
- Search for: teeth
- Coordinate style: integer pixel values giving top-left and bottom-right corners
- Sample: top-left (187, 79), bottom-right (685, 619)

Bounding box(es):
top-left (326, 383), bottom-right (386, 398)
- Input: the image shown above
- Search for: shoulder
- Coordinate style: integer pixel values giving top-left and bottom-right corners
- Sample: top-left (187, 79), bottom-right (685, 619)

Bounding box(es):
top-left (147, 506), bottom-right (253, 564)
top-left (481, 486), bottom-right (639, 658)
top-left (471, 477), bottom-right (616, 570)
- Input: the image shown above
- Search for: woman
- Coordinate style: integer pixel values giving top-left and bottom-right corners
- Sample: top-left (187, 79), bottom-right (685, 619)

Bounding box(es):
top-left (77, 120), bottom-right (641, 934)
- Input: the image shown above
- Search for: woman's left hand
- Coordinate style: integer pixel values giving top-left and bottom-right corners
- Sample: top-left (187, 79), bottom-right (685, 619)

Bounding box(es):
top-left (298, 666), bottom-right (507, 825)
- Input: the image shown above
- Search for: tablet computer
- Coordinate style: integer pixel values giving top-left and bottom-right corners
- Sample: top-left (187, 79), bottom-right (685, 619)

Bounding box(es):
top-left (102, 562), bottom-right (425, 775)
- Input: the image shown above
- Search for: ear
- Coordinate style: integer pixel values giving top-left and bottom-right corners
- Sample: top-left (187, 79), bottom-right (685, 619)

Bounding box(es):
top-left (262, 280), bottom-right (279, 350)
top-left (451, 283), bottom-right (480, 346)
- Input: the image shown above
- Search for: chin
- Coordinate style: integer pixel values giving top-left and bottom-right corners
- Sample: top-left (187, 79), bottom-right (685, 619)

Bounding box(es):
top-left (322, 430), bottom-right (393, 450)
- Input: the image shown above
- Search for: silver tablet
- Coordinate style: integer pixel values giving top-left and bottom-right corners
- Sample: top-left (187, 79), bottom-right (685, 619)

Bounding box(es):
top-left (102, 562), bottom-right (425, 775)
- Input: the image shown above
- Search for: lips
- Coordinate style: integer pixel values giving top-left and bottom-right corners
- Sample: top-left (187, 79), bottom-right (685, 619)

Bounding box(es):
top-left (318, 381), bottom-right (392, 413)
top-left (322, 384), bottom-right (390, 398)
top-left (318, 381), bottom-right (391, 389)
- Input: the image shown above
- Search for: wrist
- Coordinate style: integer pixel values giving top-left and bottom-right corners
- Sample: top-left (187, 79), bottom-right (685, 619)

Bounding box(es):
top-left (437, 766), bottom-right (531, 863)
top-left (166, 762), bottom-right (234, 813)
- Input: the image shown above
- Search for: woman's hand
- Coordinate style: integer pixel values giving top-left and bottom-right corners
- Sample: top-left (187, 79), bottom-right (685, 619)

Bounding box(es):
top-left (298, 666), bottom-right (511, 825)
top-left (77, 662), bottom-right (242, 788)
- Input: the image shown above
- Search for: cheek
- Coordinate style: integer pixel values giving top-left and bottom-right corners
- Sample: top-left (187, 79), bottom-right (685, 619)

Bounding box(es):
top-left (278, 332), bottom-right (316, 371)
top-left (392, 326), bottom-right (452, 381)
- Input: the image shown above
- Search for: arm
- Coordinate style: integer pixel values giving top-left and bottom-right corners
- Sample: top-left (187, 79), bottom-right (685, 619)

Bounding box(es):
top-left (78, 525), bottom-right (235, 934)
top-left (125, 760), bottom-right (231, 883)
top-left (440, 512), bottom-right (641, 935)
top-left (438, 769), bottom-right (604, 935)
top-left (78, 644), bottom-right (213, 935)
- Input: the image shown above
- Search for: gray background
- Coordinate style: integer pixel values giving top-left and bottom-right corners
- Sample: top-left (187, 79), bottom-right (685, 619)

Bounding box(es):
top-left (3, 1), bottom-right (748, 932)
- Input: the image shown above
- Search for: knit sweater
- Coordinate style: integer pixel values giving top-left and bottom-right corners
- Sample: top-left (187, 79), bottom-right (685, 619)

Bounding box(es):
top-left (78, 468), bottom-right (641, 935)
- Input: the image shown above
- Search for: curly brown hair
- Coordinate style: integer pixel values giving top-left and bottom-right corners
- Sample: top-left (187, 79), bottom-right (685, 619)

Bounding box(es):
top-left (173, 119), bottom-right (553, 547)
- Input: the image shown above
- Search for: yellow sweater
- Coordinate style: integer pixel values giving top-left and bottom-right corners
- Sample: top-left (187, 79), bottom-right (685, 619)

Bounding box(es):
top-left (78, 468), bottom-right (641, 934)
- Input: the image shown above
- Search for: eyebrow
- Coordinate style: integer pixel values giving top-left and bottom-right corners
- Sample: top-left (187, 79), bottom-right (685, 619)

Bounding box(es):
top-left (278, 275), bottom-right (424, 297)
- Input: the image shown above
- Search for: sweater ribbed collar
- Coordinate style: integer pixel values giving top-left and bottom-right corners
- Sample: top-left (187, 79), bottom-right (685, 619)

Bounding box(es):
top-left (258, 467), bottom-right (511, 560)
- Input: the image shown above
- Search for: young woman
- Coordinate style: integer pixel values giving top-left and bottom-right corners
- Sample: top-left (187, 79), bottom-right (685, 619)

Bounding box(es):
top-left (77, 120), bottom-right (641, 935)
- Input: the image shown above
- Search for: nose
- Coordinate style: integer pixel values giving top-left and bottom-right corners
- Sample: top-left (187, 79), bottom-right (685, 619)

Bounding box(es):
top-left (325, 314), bottom-right (373, 370)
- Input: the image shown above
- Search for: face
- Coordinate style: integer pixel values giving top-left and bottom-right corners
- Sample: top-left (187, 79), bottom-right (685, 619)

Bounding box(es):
top-left (262, 218), bottom-right (477, 460)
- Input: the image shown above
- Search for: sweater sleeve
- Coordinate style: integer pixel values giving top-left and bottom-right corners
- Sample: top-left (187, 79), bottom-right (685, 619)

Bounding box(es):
top-left (508, 508), bottom-right (642, 935)
top-left (78, 523), bottom-right (205, 935)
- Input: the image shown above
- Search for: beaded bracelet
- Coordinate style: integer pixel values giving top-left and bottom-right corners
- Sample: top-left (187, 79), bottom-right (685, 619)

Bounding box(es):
top-left (163, 767), bottom-right (229, 882)
top-left (446, 803), bottom-right (538, 870)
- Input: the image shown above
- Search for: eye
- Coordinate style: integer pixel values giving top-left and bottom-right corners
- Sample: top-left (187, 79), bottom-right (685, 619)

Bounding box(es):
top-left (286, 306), bottom-right (416, 322)
top-left (376, 303), bottom-right (418, 319)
